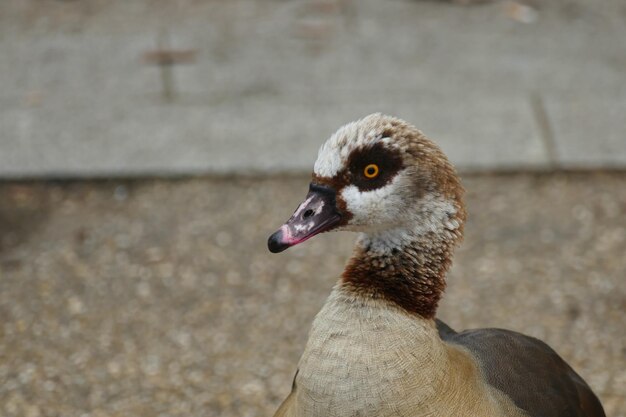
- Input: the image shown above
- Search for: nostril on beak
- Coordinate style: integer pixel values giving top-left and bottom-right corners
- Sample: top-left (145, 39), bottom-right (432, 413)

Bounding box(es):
top-left (303, 209), bottom-right (314, 219)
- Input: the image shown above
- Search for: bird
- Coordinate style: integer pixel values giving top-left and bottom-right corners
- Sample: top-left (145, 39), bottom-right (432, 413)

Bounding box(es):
top-left (267, 113), bottom-right (605, 417)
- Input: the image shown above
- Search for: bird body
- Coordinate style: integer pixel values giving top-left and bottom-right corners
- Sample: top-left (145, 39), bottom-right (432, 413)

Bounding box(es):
top-left (268, 114), bottom-right (605, 417)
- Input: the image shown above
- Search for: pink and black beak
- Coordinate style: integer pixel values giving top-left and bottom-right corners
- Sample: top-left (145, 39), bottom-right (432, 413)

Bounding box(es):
top-left (268, 183), bottom-right (342, 253)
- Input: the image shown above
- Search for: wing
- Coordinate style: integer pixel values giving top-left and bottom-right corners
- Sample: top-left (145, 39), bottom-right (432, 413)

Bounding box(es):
top-left (273, 390), bottom-right (296, 417)
top-left (435, 317), bottom-right (457, 338)
top-left (440, 325), bottom-right (605, 417)
top-left (273, 369), bottom-right (298, 417)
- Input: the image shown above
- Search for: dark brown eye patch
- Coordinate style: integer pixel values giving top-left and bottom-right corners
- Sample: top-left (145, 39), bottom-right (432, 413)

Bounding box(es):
top-left (347, 142), bottom-right (404, 191)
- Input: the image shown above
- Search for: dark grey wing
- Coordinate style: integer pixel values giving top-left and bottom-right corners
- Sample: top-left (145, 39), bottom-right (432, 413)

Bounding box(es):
top-left (444, 328), bottom-right (605, 417)
top-left (435, 318), bottom-right (457, 338)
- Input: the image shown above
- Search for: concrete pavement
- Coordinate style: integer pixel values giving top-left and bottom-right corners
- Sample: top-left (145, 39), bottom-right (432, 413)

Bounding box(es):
top-left (1, 0), bottom-right (625, 178)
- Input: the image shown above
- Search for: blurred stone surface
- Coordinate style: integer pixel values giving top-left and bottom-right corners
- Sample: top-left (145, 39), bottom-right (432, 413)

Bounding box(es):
top-left (1, 0), bottom-right (625, 177)
top-left (0, 173), bottom-right (624, 416)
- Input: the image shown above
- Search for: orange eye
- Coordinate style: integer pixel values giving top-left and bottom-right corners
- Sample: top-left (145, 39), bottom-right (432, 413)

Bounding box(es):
top-left (363, 163), bottom-right (379, 179)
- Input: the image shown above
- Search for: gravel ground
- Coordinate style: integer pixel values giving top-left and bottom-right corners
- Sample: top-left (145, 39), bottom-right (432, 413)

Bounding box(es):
top-left (0, 173), bottom-right (624, 417)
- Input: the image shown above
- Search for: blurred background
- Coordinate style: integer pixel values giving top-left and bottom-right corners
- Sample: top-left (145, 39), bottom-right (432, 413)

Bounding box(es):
top-left (0, 0), bottom-right (625, 416)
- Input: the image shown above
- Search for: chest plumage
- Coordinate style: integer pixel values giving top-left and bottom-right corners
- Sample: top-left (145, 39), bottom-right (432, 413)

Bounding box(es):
top-left (291, 288), bottom-right (526, 417)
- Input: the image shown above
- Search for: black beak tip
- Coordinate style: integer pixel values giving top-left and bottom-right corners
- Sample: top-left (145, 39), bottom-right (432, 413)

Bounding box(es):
top-left (268, 230), bottom-right (289, 253)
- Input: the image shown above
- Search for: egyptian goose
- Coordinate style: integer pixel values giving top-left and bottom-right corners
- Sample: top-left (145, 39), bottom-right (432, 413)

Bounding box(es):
top-left (267, 114), bottom-right (605, 417)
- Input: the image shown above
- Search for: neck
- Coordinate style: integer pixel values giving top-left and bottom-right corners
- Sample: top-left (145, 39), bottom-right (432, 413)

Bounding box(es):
top-left (340, 225), bottom-right (459, 318)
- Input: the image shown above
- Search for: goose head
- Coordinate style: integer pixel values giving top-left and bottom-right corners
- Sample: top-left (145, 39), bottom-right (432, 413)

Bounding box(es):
top-left (268, 113), bottom-right (466, 254)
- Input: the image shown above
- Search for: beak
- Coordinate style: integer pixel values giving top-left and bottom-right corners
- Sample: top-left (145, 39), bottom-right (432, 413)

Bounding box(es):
top-left (268, 183), bottom-right (342, 253)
